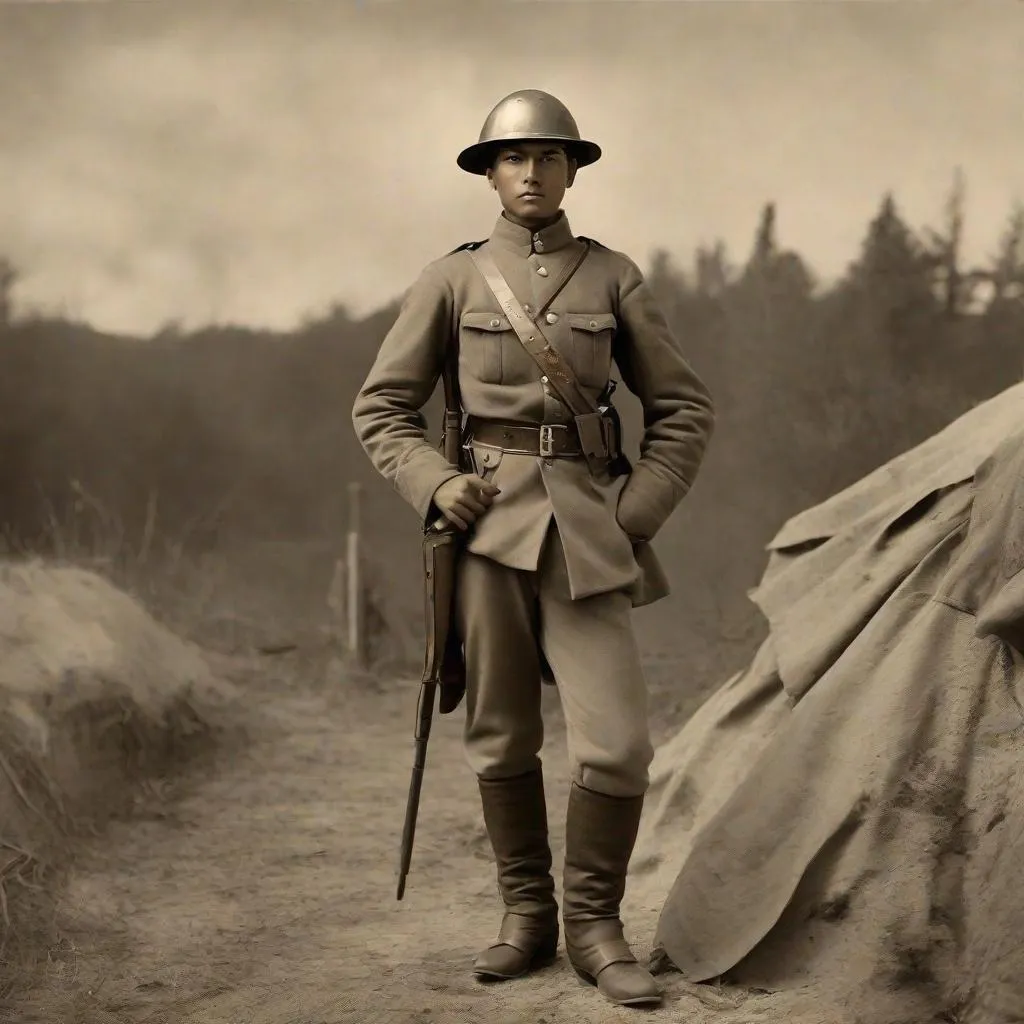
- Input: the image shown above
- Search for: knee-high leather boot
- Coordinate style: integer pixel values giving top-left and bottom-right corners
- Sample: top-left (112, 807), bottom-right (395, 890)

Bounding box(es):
top-left (473, 770), bottom-right (560, 981)
top-left (561, 781), bottom-right (661, 1006)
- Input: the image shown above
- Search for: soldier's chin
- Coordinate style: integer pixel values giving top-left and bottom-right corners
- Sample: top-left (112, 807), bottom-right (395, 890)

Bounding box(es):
top-left (513, 197), bottom-right (555, 219)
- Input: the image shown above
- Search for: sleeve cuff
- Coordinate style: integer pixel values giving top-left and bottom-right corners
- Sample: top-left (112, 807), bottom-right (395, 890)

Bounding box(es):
top-left (614, 462), bottom-right (685, 541)
top-left (396, 451), bottom-right (465, 524)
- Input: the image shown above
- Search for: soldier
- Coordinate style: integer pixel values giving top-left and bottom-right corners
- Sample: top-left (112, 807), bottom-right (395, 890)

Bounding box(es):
top-left (352, 89), bottom-right (715, 1007)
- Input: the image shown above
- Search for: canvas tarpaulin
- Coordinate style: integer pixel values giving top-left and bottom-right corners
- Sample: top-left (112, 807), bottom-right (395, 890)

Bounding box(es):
top-left (640, 382), bottom-right (1024, 1019)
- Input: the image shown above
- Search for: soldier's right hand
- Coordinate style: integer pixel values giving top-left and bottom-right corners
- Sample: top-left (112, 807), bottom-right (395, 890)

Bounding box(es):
top-left (432, 474), bottom-right (501, 531)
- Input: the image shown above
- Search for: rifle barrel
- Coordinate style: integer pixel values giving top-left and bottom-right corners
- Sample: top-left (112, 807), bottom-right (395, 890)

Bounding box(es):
top-left (396, 680), bottom-right (437, 900)
top-left (396, 746), bottom-right (425, 900)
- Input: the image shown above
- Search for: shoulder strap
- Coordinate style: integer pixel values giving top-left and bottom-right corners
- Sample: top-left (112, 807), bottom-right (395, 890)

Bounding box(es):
top-left (467, 244), bottom-right (598, 419)
top-left (447, 240), bottom-right (486, 256)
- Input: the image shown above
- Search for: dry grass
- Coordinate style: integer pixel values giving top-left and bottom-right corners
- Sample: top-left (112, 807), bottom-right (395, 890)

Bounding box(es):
top-left (0, 484), bottom-right (406, 1009)
top-left (0, 549), bottom-right (243, 1004)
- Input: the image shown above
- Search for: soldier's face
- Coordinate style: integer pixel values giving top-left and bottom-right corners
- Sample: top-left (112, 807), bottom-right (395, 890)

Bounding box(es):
top-left (487, 143), bottom-right (577, 226)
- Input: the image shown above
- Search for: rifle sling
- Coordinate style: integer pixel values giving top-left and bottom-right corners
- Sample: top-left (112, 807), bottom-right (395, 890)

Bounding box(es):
top-left (441, 324), bottom-right (460, 414)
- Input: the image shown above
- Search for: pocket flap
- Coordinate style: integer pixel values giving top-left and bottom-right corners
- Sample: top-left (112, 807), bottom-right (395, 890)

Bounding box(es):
top-left (461, 311), bottom-right (510, 332)
top-left (567, 313), bottom-right (617, 333)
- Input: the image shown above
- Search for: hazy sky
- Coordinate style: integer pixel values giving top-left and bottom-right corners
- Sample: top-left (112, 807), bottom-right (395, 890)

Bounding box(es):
top-left (1, 0), bottom-right (1022, 334)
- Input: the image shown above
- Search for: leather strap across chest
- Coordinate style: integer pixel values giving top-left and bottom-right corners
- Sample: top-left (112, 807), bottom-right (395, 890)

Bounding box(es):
top-left (468, 243), bottom-right (599, 421)
top-left (467, 244), bottom-right (613, 470)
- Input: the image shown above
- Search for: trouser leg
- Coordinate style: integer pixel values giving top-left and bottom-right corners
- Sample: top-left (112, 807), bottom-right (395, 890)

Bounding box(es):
top-left (455, 550), bottom-right (558, 981)
top-left (536, 526), bottom-right (661, 1007)
top-left (536, 526), bottom-right (654, 800)
top-left (456, 548), bottom-right (545, 781)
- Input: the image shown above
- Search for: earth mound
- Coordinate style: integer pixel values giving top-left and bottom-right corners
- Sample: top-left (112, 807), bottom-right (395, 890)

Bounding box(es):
top-left (0, 558), bottom-right (237, 980)
top-left (634, 381), bottom-right (1024, 1024)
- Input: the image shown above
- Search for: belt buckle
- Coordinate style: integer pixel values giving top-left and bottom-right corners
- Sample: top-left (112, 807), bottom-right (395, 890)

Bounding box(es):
top-left (539, 424), bottom-right (556, 458)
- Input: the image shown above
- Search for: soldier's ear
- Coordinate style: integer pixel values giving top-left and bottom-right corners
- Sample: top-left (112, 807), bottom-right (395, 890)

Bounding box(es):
top-left (566, 157), bottom-right (578, 189)
top-left (486, 168), bottom-right (497, 190)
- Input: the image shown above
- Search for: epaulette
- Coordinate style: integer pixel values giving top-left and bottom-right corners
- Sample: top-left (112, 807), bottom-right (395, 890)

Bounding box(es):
top-left (576, 235), bottom-right (609, 250)
top-left (447, 240), bottom-right (487, 255)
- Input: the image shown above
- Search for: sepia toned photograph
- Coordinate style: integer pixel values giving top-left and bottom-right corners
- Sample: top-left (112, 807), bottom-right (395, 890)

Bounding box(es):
top-left (0, 2), bottom-right (1022, 1022)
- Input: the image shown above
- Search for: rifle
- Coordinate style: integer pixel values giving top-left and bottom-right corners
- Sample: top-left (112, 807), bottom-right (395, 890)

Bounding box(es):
top-left (396, 336), bottom-right (467, 901)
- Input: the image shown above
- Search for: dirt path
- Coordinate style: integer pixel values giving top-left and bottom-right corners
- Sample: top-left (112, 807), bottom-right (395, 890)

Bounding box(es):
top-left (9, 660), bottom-right (805, 1024)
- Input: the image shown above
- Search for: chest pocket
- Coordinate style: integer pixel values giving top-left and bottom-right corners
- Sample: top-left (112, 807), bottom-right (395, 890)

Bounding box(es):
top-left (459, 312), bottom-right (509, 384)
top-left (567, 313), bottom-right (617, 390)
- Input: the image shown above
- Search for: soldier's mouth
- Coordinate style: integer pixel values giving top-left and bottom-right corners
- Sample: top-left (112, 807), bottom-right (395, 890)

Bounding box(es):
top-left (519, 193), bottom-right (544, 200)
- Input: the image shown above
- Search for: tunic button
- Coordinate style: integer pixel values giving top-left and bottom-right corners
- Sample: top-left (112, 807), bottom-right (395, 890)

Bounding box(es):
top-left (489, 318), bottom-right (500, 328)
top-left (545, 312), bottom-right (558, 325)
top-left (590, 319), bottom-right (598, 328)
top-left (537, 266), bottom-right (548, 277)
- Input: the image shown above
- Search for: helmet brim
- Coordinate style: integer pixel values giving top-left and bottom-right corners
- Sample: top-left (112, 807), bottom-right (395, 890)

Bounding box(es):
top-left (457, 135), bottom-right (602, 175)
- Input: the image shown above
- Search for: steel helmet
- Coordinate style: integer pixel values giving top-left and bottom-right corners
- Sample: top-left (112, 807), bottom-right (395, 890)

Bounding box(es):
top-left (457, 89), bottom-right (602, 175)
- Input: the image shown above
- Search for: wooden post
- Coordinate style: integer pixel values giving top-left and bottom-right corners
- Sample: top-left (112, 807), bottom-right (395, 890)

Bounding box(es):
top-left (346, 482), bottom-right (365, 665)
top-left (326, 556), bottom-right (347, 647)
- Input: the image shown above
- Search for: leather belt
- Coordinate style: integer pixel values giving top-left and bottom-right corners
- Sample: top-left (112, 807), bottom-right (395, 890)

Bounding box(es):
top-left (467, 417), bottom-right (583, 457)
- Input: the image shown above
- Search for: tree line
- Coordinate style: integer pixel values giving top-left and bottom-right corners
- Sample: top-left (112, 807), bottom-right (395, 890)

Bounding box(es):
top-left (0, 175), bottom-right (1021, 668)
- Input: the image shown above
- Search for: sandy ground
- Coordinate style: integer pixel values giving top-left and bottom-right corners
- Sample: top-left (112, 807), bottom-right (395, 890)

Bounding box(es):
top-left (6, 657), bottom-right (830, 1024)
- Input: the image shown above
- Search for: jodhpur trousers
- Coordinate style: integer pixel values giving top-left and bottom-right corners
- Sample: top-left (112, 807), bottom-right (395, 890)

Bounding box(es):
top-left (454, 523), bottom-right (655, 798)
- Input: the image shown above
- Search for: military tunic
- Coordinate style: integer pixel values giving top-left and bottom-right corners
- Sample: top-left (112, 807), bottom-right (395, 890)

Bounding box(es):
top-left (352, 210), bottom-right (714, 796)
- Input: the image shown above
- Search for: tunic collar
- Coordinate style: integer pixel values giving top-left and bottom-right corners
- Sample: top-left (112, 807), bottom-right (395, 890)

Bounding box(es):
top-left (487, 210), bottom-right (576, 257)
